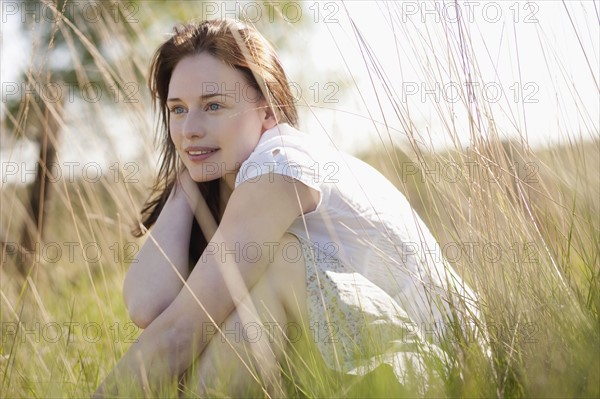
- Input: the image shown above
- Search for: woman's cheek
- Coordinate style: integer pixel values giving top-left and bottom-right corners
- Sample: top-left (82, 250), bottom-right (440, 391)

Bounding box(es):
top-left (169, 125), bottom-right (182, 148)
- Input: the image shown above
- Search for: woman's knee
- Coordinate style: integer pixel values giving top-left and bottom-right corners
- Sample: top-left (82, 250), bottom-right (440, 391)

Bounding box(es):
top-left (183, 233), bottom-right (310, 396)
top-left (267, 233), bottom-right (308, 321)
top-left (183, 274), bottom-right (288, 396)
top-left (270, 233), bottom-right (306, 269)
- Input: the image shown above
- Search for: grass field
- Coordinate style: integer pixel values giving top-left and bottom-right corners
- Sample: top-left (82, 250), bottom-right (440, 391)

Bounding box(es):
top-left (1, 1), bottom-right (599, 397)
top-left (1, 138), bottom-right (598, 397)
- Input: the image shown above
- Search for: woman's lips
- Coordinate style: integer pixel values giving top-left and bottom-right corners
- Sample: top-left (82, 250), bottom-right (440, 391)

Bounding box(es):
top-left (185, 147), bottom-right (219, 162)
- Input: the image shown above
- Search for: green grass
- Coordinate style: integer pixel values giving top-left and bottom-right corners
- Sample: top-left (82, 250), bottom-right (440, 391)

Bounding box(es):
top-left (1, 1), bottom-right (599, 397)
top-left (1, 140), bottom-right (598, 398)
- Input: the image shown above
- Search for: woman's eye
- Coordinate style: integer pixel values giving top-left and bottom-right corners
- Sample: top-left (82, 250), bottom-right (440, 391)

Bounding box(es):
top-left (169, 106), bottom-right (186, 115)
top-left (207, 103), bottom-right (221, 111)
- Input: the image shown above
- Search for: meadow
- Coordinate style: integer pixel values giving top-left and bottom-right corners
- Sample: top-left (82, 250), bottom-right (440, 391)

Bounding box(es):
top-left (1, 1), bottom-right (598, 397)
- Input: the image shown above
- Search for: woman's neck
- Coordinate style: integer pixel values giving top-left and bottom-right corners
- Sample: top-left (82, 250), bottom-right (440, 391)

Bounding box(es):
top-left (219, 177), bottom-right (234, 217)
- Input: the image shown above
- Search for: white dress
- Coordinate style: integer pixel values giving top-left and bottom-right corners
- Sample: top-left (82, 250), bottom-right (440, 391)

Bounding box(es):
top-left (234, 123), bottom-right (482, 387)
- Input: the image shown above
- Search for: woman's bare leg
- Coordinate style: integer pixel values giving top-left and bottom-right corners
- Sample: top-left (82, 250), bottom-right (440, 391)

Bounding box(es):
top-left (181, 233), bottom-right (311, 397)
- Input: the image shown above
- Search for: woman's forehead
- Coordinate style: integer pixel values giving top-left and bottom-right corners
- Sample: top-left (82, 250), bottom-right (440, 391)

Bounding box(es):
top-left (168, 53), bottom-right (248, 97)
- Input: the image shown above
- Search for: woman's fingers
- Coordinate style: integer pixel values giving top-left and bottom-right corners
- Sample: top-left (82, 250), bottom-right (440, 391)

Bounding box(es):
top-left (177, 167), bottom-right (218, 241)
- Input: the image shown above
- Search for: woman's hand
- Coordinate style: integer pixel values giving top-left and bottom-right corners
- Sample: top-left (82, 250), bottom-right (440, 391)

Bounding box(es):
top-left (175, 167), bottom-right (218, 240)
top-left (122, 168), bottom-right (199, 329)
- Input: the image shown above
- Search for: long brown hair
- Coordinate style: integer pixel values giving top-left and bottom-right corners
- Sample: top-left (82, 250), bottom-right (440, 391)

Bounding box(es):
top-left (135, 19), bottom-right (299, 266)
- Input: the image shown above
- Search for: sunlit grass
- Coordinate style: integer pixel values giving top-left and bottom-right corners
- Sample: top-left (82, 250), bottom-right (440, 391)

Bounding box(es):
top-left (1, 1), bottom-right (598, 398)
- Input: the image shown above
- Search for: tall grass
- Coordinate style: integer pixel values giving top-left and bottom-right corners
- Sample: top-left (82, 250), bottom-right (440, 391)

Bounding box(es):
top-left (1, 1), bottom-right (598, 397)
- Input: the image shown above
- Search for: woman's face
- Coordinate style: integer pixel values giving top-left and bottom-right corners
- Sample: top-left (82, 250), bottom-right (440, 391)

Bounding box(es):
top-left (167, 53), bottom-right (275, 187)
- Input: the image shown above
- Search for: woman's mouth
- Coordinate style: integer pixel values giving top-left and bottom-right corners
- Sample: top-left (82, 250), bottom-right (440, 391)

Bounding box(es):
top-left (185, 147), bottom-right (219, 162)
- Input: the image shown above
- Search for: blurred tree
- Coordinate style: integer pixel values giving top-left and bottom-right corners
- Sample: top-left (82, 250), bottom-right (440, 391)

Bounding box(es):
top-left (3, 0), bottom-right (149, 275)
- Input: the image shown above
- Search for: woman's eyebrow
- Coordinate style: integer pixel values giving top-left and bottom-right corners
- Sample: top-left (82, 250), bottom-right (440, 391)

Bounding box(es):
top-left (166, 93), bottom-right (234, 103)
top-left (201, 93), bottom-right (234, 101)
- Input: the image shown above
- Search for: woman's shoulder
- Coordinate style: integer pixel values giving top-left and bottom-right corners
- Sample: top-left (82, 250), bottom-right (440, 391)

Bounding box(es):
top-left (253, 123), bottom-right (329, 153)
top-left (234, 124), bottom-right (329, 190)
top-left (237, 123), bottom-right (404, 201)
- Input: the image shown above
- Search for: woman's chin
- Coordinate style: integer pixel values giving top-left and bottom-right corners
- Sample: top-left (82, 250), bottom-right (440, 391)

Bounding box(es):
top-left (189, 175), bottom-right (210, 183)
top-left (182, 164), bottom-right (218, 183)
top-left (188, 170), bottom-right (220, 183)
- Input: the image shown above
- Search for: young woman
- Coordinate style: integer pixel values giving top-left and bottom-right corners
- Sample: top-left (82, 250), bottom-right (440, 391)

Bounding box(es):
top-left (95, 18), bottom-right (482, 397)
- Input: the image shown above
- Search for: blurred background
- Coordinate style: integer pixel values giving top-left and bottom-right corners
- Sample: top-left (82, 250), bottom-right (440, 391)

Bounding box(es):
top-left (1, 1), bottom-right (598, 397)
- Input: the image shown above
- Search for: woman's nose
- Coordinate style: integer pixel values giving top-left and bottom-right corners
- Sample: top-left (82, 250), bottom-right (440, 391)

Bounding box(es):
top-left (182, 110), bottom-right (206, 139)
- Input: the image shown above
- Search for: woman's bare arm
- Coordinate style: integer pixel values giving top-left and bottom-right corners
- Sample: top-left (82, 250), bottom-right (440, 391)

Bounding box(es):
top-left (122, 176), bottom-right (195, 329)
top-left (95, 174), bottom-right (319, 396)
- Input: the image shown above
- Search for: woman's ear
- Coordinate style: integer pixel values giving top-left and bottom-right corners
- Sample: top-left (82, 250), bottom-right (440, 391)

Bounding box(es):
top-left (261, 101), bottom-right (277, 131)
